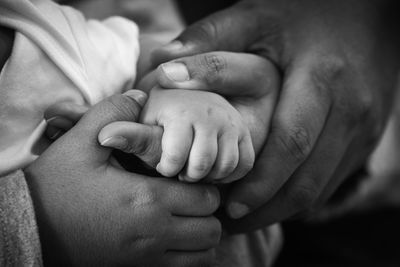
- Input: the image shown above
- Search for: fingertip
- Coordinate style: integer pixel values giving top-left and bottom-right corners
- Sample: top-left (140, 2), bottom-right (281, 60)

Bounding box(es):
top-left (178, 172), bottom-right (202, 183)
top-left (158, 62), bottom-right (190, 84)
top-left (46, 125), bottom-right (64, 140)
top-left (156, 159), bottom-right (180, 178)
top-left (99, 136), bottom-right (128, 150)
top-left (123, 90), bottom-right (148, 107)
top-left (226, 202), bottom-right (250, 219)
top-left (151, 40), bottom-right (185, 67)
top-left (159, 40), bottom-right (185, 53)
top-left (46, 116), bottom-right (74, 131)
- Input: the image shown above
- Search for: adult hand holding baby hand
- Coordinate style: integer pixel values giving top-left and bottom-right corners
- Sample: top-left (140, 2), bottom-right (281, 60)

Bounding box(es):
top-left (153, 0), bottom-right (400, 231)
top-left (25, 91), bottom-right (221, 266)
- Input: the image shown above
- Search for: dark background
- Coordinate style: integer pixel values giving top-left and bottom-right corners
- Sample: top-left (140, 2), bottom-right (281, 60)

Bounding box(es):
top-left (176, 1), bottom-right (400, 266)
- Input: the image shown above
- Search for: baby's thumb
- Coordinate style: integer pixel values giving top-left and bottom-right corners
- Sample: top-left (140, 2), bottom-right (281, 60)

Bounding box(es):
top-left (98, 121), bottom-right (163, 168)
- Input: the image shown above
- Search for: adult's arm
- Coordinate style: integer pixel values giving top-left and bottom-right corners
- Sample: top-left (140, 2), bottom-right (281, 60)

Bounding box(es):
top-left (153, 0), bottom-right (400, 231)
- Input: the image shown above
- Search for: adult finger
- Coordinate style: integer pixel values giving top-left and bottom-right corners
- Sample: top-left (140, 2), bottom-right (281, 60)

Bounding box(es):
top-left (226, 60), bottom-right (332, 219)
top-left (98, 121), bottom-right (163, 168)
top-left (44, 102), bottom-right (88, 124)
top-left (158, 179), bottom-right (220, 217)
top-left (228, 108), bottom-right (353, 231)
top-left (156, 52), bottom-right (279, 98)
top-left (316, 134), bottom-right (374, 206)
top-left (45, 102), bottom-right (88, 140)
top-left (152, 3), bottom-right (260, 65)
top-left (163, 250), bottom-right (216, 267)
top-left (169, 217), bottom-right (221, 251)
top-left (67, 90), bottom-right (147, 163)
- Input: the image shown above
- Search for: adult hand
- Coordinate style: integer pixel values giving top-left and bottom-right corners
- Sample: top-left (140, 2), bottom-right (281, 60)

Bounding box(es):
top-left (25, 91), bottom-right (221, 266)
top-left (153, 0), bottom-right (400, 231)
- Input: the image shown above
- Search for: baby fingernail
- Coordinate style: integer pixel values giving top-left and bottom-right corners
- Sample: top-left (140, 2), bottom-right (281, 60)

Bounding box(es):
top-left (48, 129), bottom-right (63, 140)
top-left (100, 136), bottom-right (128, 150)
top-left (124, 90), bottom-right (148, 107)
top-left (46, 116), bottom-right (73, 130)
top-left (227, 202), bottom-right (250, 219)
top-left (178, 173), bottom-right (197, 183)
top-left (160, 62), bottom-right (190, 82)
top-left (162, 40), bottom-right (184, 52)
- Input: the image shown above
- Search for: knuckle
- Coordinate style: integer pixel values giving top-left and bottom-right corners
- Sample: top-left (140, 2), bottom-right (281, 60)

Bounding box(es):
top-left (335, 84), bottom-right (375, 130)
top-left (352, 90), bottom-right (374, 123)
top-left (202, 186), bottom-right (220, 212)
top-left (186, 250), bottom-right (215, 267)
top-left (310, 55), bottom-right (348, 100)
top-left (313, 55), bottom-right (347, 82)
top-left (128, 181), bottom-right (159, 207)
top-left (164, 151), bottom-right (186, 165)
top-left (217, 160), bottom-right (238, 178)
top-left (200, 53), bottom-right (227, 85)
top-left (192, 158), bottom-right (213, 174)
top-left (126, 138), bottom-right (149, 156)
top-left (290, 184), bottom-right (318, 211)
top-left (275, 125), bottom-right (313, 164)
top-left (207, 218), bottom-right (222, 246)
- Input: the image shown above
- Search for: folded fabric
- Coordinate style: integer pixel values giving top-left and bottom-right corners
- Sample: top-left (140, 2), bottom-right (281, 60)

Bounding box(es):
top-left (0, 0), bottom-right (140, 175)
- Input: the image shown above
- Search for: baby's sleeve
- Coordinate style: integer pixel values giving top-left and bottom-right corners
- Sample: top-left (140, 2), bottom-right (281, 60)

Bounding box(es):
top-left (0, 0), bottom-right (140, 175)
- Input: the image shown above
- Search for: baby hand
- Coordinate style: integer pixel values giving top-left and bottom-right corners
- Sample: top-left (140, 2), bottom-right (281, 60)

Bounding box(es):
top-left (99, 88), bottom-right (255, 184)
top-left (147, 87), bottom-right (254, 183)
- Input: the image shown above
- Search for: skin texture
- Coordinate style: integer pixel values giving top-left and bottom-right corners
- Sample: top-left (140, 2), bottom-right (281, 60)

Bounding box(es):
top-left (145, 87), bottom-right (255, 183)
top-left (25, 91), bottom-right (222, 267)
top-left (153, 0), bottom-right (400, 232)
top-left (46, 52), bottom-right (278, 185)
top-left (45, 81), bottom-right (255, 184)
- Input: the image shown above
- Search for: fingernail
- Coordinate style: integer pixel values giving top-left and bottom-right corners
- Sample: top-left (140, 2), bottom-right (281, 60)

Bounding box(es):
top-left (48, 129), bottom-right (63, 140)
top-left (100, 136), bottom-right (128, 150)
top-left (178, 173), bottom-right (198, 183)
top-left (46, 116), bottom-right (73, 130)
top-left (162, 40), bottom-right (184, 52)
top-left (160, 62), bottom-right (190, 82)
top-left (227, 202), bottom-right (250, 219)
top-left (123, 90), bottom-right (148, 107)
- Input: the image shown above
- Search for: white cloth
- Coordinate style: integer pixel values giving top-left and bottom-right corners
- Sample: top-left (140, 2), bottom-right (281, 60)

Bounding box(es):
top-left (0, 0), bottom-right (140, 175)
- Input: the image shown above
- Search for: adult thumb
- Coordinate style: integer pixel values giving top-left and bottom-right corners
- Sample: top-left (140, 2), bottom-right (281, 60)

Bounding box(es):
top-left (152, 3), bottom-right (259, 66)
top-left (70, 90), bottom-right (148, 163)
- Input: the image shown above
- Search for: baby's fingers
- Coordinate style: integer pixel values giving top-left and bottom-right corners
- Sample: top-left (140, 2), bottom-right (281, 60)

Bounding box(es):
top-left (207, 133), bottom-right (239, 182)
top-left (179, 128), bottom-right (218, 182)
top-left (157, 122), bottom-right (193, 177)
top-left (220, 134), bottom-right (255, 184)
top-left (99, 121), bottom-right (163, 168)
